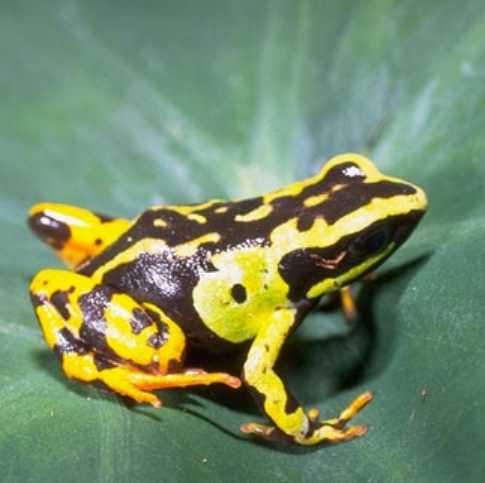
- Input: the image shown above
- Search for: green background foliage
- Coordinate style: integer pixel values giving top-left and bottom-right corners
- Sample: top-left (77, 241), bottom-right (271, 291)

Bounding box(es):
top-left (1, 1), bottom-right (484, 481)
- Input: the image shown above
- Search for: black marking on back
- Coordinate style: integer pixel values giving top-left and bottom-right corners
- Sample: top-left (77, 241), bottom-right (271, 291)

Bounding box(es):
top-left (296, 180), bottom-right (416, 229)
top-left (50, 290), bottom-right (71, 321)
top-left (319, 181), bottom-right (416, 225)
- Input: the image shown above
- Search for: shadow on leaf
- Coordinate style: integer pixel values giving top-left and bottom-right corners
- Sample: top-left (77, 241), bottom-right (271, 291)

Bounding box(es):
top-left (281, 252), bottom-right (433, 402)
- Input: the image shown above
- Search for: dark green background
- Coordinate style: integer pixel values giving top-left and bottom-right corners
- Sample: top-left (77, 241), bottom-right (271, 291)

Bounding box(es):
top-left (1, 1), bottom-right (484, 482)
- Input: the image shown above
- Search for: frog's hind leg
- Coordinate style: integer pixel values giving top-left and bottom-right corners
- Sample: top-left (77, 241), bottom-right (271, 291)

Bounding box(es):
top-left (30, 269), bottom-right (240, 407)
top-left (28, 203), bottom-right (131, 269)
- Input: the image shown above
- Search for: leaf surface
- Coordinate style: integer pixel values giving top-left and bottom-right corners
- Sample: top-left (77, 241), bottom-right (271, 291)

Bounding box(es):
top-left (1, 1), bottom-right (484, 482)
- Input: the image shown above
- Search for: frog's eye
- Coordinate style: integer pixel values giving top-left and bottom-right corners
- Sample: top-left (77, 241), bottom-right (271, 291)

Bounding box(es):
top-left (350, 226), bottom-right (390, 257)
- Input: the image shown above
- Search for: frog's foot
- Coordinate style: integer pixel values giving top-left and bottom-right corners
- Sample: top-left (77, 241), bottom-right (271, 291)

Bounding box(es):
top-left (119, 367), bottom-right (241, 401)
top-left (299, 391), bottom-right (373, 445)
top-left (28, 203), bottom-right (130, 268)
top-left (61, 352), bottom-right (164, 407)
top-left (30, 269), bottom-right (240, 406)
top-left (62, 354), bottom-right (240, 408)
top-left (241, 421), bottom-right (366, 446)
top-left (242, 307), bottom-right (374, 446)
top-left (241, 391), bottom-right (372, 446)
top-left (308, 391), bottom-right (373, 429)
top-left (339, 272), bottom-right (377, 322)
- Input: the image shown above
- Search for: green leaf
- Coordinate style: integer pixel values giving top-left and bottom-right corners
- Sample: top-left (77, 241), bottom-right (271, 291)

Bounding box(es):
top-left (1, 1), bottom-right (484, 482)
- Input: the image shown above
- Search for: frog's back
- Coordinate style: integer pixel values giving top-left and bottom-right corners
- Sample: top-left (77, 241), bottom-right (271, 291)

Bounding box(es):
top-left (77, 198), bottom-right (276, 352)
top-left (78, 153), bottom-right (425, 352)
top-left (77, 185), bottom-right (317, 351)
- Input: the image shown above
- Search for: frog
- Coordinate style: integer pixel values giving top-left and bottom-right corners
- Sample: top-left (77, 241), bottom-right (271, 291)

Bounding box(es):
top-left (28, 153), bottom-right (427, 446)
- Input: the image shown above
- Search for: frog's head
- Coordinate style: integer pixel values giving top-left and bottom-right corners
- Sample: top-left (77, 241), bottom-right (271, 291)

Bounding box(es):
top-left (278, 153), bottom-right (427, 300)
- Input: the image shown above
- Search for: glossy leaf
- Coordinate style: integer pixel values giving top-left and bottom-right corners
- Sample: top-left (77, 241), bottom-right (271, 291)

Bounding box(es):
top-left (1, 1), bottom-right (484, 482)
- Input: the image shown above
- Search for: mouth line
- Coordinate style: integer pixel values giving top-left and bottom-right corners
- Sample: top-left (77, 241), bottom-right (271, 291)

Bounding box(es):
top-left (309, 250), bottom-right (347, 270)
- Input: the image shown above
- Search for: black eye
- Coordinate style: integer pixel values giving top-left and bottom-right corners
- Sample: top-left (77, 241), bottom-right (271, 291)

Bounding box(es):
top-left (351, 227), bottom-right (390, 256)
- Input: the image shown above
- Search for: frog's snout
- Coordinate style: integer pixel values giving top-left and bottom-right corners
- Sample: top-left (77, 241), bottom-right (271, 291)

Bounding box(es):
top-left (411, 184), bottom-right (428, 213)
top-left (28, 204), bottom-right (71, 250)
top-left (391, 184), bottom-right (427, 248)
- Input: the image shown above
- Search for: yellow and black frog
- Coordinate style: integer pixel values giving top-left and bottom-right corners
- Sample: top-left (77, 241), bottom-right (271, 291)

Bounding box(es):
top-left (28, 153), bottom-right (427, 446)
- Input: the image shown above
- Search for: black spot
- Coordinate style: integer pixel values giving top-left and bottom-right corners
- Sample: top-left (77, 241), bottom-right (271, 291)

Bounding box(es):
top-left (297, 212), bottom-right (316, 232)
top-left (55, 328), bottom-right (88, 355)
top-left (94, 238), bottom-right (103, 246)
top-left (95, 212), bottom-right (114, 223)
top-left (30, 292), bottom-right (47, 308)
top-left (93, 352), bottom-right (117, 371)
top-left (129, 307), bottom-right (152, 335)
top-left (231, 284), bottom-right (247, 304)
top-left (144, 307), bottom-right (170, 340)
top-left (148, 333), bottom-right (167, 349)
top-left (50, 290), bottom-right (71, 321)
top-left (28, 212), bottom-right (71, 249)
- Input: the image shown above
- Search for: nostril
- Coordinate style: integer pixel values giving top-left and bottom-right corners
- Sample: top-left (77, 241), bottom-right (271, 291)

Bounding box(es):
top-left (28, 212), bottom-right (71, 249)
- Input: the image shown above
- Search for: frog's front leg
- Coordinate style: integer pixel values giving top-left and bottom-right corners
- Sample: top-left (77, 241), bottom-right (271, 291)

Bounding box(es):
top-left (30, 269), bottom-right (240, 406)
top-left (339, 287), bottom-right (357, 321)
top-left (241, 307), bottom-right (372, 446)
